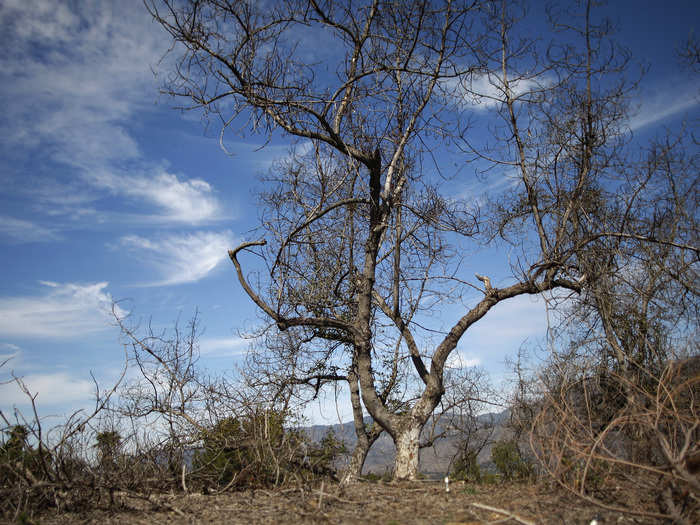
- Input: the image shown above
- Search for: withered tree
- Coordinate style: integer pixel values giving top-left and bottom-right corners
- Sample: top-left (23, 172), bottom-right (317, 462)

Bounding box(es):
top-left (239, 143), bottom-right (425, 483)
top-left (525, 114), bottom-right (699, 521)
top-left (148, 0), bottom-right (490, 479)
top-left (482, 2), bottom-right (698, 519)
top-left (148, 0), bottom-right (697, 481)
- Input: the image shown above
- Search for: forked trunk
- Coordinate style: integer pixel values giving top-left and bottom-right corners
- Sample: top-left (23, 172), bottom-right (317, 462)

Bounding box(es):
top-left (394, 425), bottom-right (421, 480)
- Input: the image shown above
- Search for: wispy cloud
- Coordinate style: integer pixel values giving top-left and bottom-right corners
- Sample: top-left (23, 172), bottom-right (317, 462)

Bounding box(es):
top-left (119, 231), bottom-right (238, 286)
top-left (454, 294), bottom-right (549, 365)
top-left (442, 72), bottom-right (550, 112)
top-left (28, 180), bottom-right (101, 221)
top-left (0, 343), bottom-right (21, 363)
top-left (89, 166), bottom-right (222, 224)
top-left (199, 336), bottom-right (249, 357)
top-left (0, 281), bottom-right (121, 338)
top-left (1, 1), bottom-right (157, 159)
top-left (467, 294), bottom-right (549, 341)
top-left (0, 0), bottom-right (225, 228)
top-left (445, 353), bottom-right (482, 369)
top-left (0, 372), bottom-right (94, 406)
top-left (628, 83), bottom-right (699, 131)
top-left (0, 215), bottom-right (61, 242)
top-left (457, 169), bottom-right (520, 204)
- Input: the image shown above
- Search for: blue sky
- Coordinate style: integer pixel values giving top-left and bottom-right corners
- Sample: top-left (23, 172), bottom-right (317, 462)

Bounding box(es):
top-left (0, 0), bottom-right (698, 427)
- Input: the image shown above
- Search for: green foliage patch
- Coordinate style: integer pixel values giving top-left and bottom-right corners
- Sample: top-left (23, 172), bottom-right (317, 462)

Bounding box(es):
top-left (193, 411), bottom-right (345, 489)
top-left (491, 440), bottom-right (533, 482)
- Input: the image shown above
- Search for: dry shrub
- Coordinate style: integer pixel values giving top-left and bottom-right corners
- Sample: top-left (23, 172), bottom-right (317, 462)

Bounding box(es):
top-left (0, 309), bottom-right (347, 521)
top-left (0, 390), bottom-right (343, 521)
top-left (530, 357), bottom-right (699, 524)
top-left (192, 410), bottom-right (343, 491)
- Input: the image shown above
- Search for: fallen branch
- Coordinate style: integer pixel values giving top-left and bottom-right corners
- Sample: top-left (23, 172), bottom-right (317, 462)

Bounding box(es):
top-left (124, 491), bottom-right (186, 517)
top-left (471, 502), bottom-right (536, 525)
top-left (312, 485), bottom-right (354, 505)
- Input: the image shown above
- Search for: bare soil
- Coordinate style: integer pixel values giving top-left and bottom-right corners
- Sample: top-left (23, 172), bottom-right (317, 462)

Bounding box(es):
top-left (28, 480), bottom-right (664, 525)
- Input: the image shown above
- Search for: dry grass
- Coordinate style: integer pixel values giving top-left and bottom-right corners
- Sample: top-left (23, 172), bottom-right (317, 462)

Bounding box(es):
top-left (35, 480), bottom-right (656, 524)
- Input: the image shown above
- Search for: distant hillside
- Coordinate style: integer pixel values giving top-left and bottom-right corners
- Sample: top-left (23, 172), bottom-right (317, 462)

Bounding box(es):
top-left (304, 410), bottom-right (511, 478)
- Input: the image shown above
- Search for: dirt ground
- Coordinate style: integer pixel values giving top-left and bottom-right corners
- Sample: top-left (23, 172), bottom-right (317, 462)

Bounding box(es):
top-left (31, 480), bottom-right (663, 524)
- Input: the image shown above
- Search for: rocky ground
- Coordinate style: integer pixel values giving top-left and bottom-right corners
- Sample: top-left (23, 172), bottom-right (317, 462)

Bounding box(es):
top-left (34, 480), bottom-right (660, 524)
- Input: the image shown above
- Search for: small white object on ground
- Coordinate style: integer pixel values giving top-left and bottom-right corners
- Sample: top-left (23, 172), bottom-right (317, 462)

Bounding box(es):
top-left (444, 476), bottom-right (450, 493)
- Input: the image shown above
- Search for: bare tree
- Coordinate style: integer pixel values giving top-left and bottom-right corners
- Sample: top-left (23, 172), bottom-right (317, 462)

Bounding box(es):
top-left (678, 31), bottom-right (700, 72)
top-left (148, 0), bottom-right (697, 481)
top-left (482, 2), bottom-right (698, 518)
top-left (520, 124), bottom-right (699, 521)
top-left (438, 366), bottom-right (500, 481)
top-left (116, 309), bottom-right (208, 485)
top-left (243, 138), bottom-right (459, 481)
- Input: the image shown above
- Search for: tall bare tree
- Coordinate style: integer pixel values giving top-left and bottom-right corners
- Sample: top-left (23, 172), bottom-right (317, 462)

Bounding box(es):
top-left (149, 0), bottom-right (697, 480)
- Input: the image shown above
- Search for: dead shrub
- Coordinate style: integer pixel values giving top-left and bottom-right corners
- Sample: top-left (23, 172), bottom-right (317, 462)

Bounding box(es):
top-left (530, 357), bottom-right (699, 524)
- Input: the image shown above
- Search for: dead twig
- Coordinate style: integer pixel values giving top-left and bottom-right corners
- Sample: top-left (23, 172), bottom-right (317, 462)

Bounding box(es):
top-left (312, 485), bottom-right (355, 505)
top-left (471, 502), bottom-right (536, 525)
top-left (123, 491), bottom-right (187, 517)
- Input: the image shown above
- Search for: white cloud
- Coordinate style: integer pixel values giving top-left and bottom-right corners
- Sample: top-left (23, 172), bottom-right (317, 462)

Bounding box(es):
top-left (445, 352), bottom-right (482, 369)
top-left (0, 281), bottom-right (120, 338)
top-left (628, 84), bottom-right (699, 131)
top-left (0, 372), bottom-right (94, 406)
top-left (89, 167), bottom-right (222, 224)
top-left (467, 294), bottom-right (549, 341)
top-left (450, 293), bottom-right (550, 369)
top-left (0, 215), bottom-right (60, 242)
top-left (0, 343), bottom-right (21, 363)
top-left (28, 180), bottom-right (101, 221)
top-left (305, 386), bottom-right (354, 426)
top-left (0, 0), bottom-right (80, 44)
top-left (0, 0), bottom-right (159, 159)
top-left (199, 336), bottom-right (249, 357)
top-left (443, 72), bottom-right (549, 111)
top-left (0, 0), bottom-right (225, 227)
top-left (457, 169), bottom-right (520, 204)
top-left (119, 231), bottom-right (238, 286)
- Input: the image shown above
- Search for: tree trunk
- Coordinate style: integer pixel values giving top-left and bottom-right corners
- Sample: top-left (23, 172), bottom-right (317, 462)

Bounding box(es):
top-left (340, 436), bottom-right (371, 485)
top-left (341, 425), bottom-right (384, 484)
top-left (394, 425), bottom-right (421, 480)
top-left (341, 360), bottom-right (383, 485)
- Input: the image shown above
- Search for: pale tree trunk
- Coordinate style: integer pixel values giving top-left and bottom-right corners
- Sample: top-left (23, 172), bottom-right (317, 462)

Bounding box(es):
top-left (391, 382), bottom-right (444, 480)
top-left (340, 433), bottom-right (374, 484)
top-left (341, 442), bottom-right (369, 484)
top-left (394, 425), bottom-right (421, 480)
